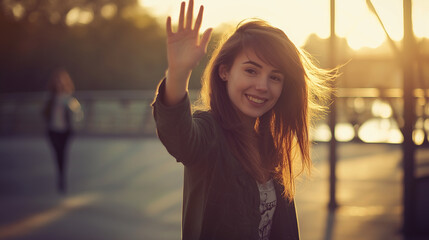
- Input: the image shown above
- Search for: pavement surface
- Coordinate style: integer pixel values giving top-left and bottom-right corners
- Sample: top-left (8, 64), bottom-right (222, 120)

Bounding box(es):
top-left (0, 136), bottom-right (428, 240)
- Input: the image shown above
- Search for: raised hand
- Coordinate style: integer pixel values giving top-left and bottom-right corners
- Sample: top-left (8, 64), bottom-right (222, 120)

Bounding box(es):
top-left (166, 0), bottom-right (212, 72)
top-left (164, 0), bottom-right (212, 106)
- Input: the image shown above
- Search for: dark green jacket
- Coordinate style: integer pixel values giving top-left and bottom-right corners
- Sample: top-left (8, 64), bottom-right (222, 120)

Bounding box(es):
top-left (152, 80), bottom-right (300, 240)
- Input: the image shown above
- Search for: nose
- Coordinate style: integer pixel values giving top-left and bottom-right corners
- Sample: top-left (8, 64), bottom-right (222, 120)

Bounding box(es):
top-left (255, 76), bottom-right (268, 92)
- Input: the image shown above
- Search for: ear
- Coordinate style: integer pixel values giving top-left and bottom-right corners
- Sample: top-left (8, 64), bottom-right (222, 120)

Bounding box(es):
top-left (218, 64), bottom-right (229, 81)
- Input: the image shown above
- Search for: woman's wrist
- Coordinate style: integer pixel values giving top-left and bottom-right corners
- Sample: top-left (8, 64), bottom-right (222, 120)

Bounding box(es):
top-left (167, 66), bottom-right (192, 79)
top-left (164, 68), bottom-right (192, 106)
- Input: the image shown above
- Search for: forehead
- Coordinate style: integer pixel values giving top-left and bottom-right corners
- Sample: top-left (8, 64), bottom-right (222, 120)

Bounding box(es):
top-left (233, 49), bottom-right (281, 72)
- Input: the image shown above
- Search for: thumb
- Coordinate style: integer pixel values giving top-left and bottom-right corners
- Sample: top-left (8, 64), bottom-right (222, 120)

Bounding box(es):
top-left (199, 28), bottom-right (213, 53)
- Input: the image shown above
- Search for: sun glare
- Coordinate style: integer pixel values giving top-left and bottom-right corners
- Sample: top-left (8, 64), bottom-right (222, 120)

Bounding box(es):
top-left (139, 0), bottom-right (428, 48)
top-left (413, 0), bottom-right (429, 38)
top-left (336, 0), bottom-right (401, 50)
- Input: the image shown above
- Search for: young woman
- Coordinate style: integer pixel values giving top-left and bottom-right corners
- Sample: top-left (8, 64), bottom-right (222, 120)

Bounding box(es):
top-left (43, 68), bottom-right (83, 194)
top-left (152, 0), bottom-right (334, 239)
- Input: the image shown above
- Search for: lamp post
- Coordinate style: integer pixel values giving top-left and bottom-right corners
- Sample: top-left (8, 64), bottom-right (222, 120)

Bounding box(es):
top-left (402, 0), bottom-right (416, 234)
top-left (328, 0), bottom-right (338, 210)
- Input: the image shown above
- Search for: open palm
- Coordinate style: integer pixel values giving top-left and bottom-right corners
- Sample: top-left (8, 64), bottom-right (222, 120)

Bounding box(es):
top-left (166, 0), bottom-right (212, 72)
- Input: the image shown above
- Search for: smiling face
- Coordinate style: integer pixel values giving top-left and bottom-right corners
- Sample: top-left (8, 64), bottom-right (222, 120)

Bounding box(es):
top-left (219, 49), bottom-right (284, 120)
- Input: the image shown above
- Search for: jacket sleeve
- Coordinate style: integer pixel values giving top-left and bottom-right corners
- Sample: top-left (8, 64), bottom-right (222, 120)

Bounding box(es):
top-left (151, 78), bottom-right (217, 166)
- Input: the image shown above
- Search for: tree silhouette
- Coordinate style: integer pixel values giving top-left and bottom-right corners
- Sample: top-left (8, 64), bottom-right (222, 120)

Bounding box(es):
top-left (0, 0), bottom-right (169, 92)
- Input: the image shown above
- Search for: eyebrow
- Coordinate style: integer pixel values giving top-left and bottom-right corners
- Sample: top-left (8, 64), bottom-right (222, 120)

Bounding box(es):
top-left (243, 60), bottom-right (262, 68)
top-left (242, 60), bottom-right (283, 74)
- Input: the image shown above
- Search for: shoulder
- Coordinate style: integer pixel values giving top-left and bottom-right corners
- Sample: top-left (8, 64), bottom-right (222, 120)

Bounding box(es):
top-left (191, 110), bottom-right (225, 151)
top-left (192, 110), bottom-right (220, 130)
top-left (193, 110), bottom-right (214, 121)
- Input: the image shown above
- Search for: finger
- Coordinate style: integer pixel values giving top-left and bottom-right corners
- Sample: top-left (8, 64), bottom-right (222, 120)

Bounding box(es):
top-left (194, 5), bottom-right (203, 32)
top-left (166, 16), bottom-right (173, 36)
top-left (199, 28), bottom-right (213, 53)
top-left (178, 1), bottom-right (185, 30)
top-left (186, 0), bottom-right (194, 29)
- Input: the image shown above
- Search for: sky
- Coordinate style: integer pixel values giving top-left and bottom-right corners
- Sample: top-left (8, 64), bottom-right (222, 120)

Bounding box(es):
top-left (138, 0), bottom-right (429, 49)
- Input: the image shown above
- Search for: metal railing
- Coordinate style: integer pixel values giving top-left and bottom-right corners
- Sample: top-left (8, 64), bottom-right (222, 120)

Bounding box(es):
top-left (0, 90), bottom-right (201, 137)
top-left (2, 88), bottom-right (429, 142)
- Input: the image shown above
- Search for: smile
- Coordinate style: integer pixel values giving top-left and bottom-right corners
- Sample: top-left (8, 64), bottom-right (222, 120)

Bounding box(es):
top-left (246, 94), bottom-right (267, 104)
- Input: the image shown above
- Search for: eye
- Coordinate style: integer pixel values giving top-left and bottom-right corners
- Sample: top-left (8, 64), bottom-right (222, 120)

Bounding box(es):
top-left (245, 68), bottom-right (257, 75)
top-left (270, 74), bottom-right (283, 82)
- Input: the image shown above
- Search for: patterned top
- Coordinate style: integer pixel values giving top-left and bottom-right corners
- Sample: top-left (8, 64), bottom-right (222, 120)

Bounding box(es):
top-left (257, 179), bottom-right (277, 240)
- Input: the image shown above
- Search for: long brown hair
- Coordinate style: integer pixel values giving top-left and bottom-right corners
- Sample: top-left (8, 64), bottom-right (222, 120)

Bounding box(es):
top-left (48, 68), bottom-right (75, 95)
top-left (198, 20), bottom-right (335, 200)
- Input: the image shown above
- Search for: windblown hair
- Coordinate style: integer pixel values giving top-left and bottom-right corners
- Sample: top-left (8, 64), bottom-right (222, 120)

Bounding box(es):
top-left (198, 20), bottom-right (335, 200)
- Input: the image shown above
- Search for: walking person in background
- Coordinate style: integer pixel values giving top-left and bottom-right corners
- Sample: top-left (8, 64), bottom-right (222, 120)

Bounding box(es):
top-left (152, 0), bottom-right (336, 239)
top-left (43, 68), bottom-right (83, 194)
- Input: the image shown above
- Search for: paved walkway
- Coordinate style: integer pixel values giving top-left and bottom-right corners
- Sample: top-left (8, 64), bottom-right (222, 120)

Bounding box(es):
top-left (0, 136), bottom-right (427, 240)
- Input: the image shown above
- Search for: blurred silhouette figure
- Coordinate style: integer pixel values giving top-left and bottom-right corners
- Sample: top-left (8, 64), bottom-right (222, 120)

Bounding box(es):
top-left (43, 68), bottom-right (82, 194)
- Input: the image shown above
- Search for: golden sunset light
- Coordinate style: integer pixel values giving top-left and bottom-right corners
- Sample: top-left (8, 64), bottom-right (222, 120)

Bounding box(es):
top-left (2, 0), bottom-right (429, 239)
top-left (139, 0), bottom-right (429, 49)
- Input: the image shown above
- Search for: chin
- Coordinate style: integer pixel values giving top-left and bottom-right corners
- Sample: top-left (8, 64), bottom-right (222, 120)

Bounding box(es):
top-left (242, 111), bottom-right (265, 119)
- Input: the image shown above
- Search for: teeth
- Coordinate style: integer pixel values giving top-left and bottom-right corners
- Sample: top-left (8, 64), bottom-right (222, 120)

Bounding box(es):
top-left (247, 95), bottom-right (265, 104)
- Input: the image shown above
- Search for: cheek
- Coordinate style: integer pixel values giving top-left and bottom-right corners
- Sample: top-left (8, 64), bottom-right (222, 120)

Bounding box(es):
top-left (226, 81), bottom-right (238, 102)
top-left (272, 84), bottom-right (284, 102)
top-left (227, 76), bottom-right (246, 94)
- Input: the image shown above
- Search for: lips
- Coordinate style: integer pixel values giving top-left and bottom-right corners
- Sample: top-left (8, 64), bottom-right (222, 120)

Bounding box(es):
top-left (245, 94), bottom-right (267, 104)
